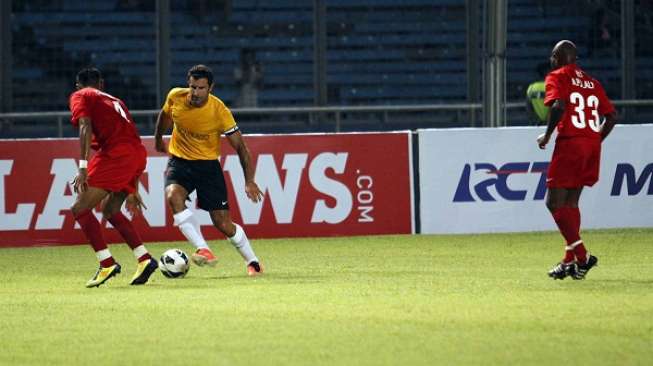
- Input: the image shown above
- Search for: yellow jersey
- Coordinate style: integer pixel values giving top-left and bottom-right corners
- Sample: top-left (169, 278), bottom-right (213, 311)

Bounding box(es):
top-left (162, 87), bottom-right (238, 160)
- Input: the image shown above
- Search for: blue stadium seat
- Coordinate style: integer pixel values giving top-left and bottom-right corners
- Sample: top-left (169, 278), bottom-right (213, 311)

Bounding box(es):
top-left (259, 89), bottom-right (314, 102)
top-left (326, 0), bottom-right (463, 7)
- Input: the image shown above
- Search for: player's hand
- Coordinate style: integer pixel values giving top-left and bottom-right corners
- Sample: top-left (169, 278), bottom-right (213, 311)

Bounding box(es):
top-left (537, 133), bottom-right (550, 149)
top-left (155, 137), bottom-right (167, 153)
top-left (125, 191), bottom-right (147, 216)
top-left (245, 181), bottom-right (263, 203)
top-left (72, 169), bottom-right (88, 194)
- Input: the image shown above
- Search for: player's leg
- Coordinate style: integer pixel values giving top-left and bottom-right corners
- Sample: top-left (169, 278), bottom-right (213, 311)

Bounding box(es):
top-left (167, 183), bottom-right (215, 265)
top-left (71, 186), bottom-right (121, 287)
top-left (564, 187), bottom-right (598, 279)
top-left (102, 191), bottom-right (151, 261)
top-left (545, 187), bottom-right (579, 279)
top-left (209, 209), bottom-right (262, 276)
top-left (164, 157), bottom-right (214, 264)
top-left (563, 187), bottom-right (587, 261)
top-left (547, 187), bottom-right (582, 261)
top-left (545, 186), bottom-right (566, 212)
top-left (102, 192), bottom-right (157, 285)
top-left (195, 159), bottom-right (262, 276)
top-left (570, 140), bottom-right (603, 279)
top-left (545, 138), bottom-right (588, 279)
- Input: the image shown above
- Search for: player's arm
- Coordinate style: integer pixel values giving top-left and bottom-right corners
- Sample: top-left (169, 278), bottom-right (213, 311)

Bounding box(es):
top-left (125, 176), bottom-right (147, 216)
top-left (537, 99), bottom-right (564, 149)
top-left (600, 111), bottom-right (617, 141)
top-left (72, 116), bottom-right (93, 193)
top-left (226, 130), bottom-right (262, 203)
top-left (154, 109), bottom-right (173, 153)
top-left (537, 98), bottom-right (564, 149)
top-left (538, 73), bottom-right (564, 149)
top-left (596, 85), bottom-right (618, 142)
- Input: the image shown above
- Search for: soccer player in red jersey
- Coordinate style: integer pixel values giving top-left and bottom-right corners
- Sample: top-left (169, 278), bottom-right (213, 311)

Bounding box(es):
top-left (537, 40), bottom-right (617, 280)
top-left (68, 67), bottom-right (158, 287)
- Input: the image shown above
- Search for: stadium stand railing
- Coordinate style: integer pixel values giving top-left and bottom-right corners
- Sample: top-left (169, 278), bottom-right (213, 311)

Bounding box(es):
top-left (6, 0), bottom-right (653, 133)
top-left (1, 99), bottom-right (652, 139)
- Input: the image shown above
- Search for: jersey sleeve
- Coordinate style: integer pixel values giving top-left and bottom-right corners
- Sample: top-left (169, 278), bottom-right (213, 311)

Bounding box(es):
top-left (543, 73), bottom-right (563, 107)
top-left (219, 103), bottom-right (239, 135)
top-left (69, 90), bottom-right (91, 127)
top-left (595, 81), bottom-right (616, 116)
top-left (162, 88), bottom-right (178, 114)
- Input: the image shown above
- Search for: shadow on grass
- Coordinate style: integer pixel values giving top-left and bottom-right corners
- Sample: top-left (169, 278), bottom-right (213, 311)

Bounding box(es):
top-left (199, 273), bottom-right (330, 283)
top-left (536, 278), bottom-right (653, 295)
top-left (594, 279), bottom-right (653, 285)
top-left (100, 273), bottom-right (331, 290)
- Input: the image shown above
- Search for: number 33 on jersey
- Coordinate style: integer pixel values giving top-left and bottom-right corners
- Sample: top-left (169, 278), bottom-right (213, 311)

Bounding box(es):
top-left (544, 64), bottom-right (615, 139)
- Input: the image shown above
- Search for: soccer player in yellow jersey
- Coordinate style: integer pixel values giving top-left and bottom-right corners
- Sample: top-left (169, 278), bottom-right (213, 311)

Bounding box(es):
top-left (154, 64), bottom-right (264, 276)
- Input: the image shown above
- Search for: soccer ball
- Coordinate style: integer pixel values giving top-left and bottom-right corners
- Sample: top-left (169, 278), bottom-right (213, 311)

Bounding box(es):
top-left (159, 249), bottom-right (190, 278)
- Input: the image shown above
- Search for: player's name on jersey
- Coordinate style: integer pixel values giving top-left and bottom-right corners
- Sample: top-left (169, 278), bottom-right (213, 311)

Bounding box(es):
top-left (571, 77), bottom-right (595, 89)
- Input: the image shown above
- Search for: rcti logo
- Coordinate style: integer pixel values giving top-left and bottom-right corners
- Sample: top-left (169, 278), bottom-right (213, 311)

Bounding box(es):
top-left (453, 162), bottom-right (549, 202)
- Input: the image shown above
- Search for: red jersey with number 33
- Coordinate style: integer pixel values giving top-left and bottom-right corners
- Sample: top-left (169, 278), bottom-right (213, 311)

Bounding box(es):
top-left (69, 87), bottom-right (142, 150)
top-left (543, 64), bottom-right (615, 140)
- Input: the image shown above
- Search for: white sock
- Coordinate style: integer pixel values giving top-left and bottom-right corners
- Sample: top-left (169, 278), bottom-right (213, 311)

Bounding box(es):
top-left (95, 248), bottom-right (112, 262)
top-left (173, 209), bottom-right (209, 250)
top-left (228, 223), bottom-right (258, 264)
top-left (192, 218), bottom-right (203, 240)
top-left (132, 245), bottom-right (149, 260)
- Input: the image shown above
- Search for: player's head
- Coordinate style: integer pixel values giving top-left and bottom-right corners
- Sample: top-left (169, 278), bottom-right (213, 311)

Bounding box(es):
top-left (187, 64), bottom-right (214, 107)
top-left (550, 40), bottom-right (577, 70)
top-left (75, 67), bottom-right (104, 90)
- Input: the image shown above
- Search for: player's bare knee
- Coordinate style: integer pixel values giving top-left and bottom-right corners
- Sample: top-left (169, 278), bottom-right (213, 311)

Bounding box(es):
top-left (212, 221), bottom-right (226, 235)
top-left (210, 215), bottom-right (234, 236)
top-left (165, 191), bottom-right (184, 212)
top-left (168, 199), bottom-right (186, 213)
top-left (70, 204), bottom-right (80, 217)
top-left (545, 200), bottom-right (554, 212)
top-left (100, 199), bottom-right (120, 219)
top-left (101, 206), bottom-right (117, 220)
top-left (70, 201), bottom-right (87, 217)
top-left (222, 224), bottom-right (237, 237)
top-left (546, 199), bottom-right (562, 213)
top-left (164, 194), bottom-right (176, 209)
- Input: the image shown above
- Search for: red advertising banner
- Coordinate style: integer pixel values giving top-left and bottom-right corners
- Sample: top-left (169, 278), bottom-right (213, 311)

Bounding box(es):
top-left (0, 132), bottom-right (413, 247)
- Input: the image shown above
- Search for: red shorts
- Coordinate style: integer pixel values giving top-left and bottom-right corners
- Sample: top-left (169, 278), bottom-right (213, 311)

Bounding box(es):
top-left (88, 143), bottom-right (146, 194)
top-left (547, 137), bottom-right (601, 188)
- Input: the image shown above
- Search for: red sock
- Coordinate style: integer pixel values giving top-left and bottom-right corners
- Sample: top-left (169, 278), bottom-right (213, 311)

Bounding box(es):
top-left (568, 207), bottom-right (588, 263)
top-left (552, 207), bottom-right (581, 263)
top-left (563, 248), bottom-right (575, 263)
top-left (108, 212), bottom-right (151, 262)
top-left (75, 209), bottom-right (115, 267)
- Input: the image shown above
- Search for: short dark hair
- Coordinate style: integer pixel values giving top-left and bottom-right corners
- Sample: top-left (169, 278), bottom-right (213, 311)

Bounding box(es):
top-left (76, 67), bottom-right (102, 87)
top-left (187, 64), bottom-right (214, 85)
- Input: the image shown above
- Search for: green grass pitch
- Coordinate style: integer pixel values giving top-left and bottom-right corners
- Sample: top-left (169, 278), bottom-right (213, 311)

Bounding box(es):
top-left (1, 229), bottom-right (652, 365)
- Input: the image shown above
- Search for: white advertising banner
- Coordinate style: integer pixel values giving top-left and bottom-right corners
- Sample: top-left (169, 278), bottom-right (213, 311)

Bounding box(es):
top-left (419, 125), bottom-right (653, 234)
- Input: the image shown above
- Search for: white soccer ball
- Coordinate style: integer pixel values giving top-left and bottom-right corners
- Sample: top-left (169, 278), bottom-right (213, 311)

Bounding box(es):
top-left (159, 249), bottom-right (190, 278)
